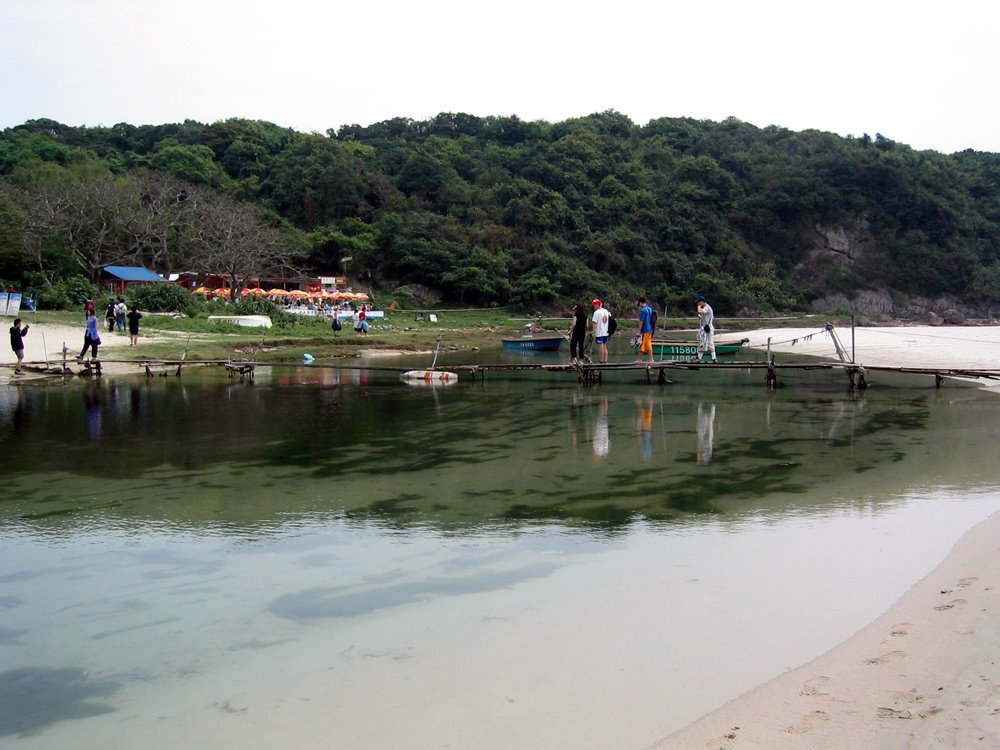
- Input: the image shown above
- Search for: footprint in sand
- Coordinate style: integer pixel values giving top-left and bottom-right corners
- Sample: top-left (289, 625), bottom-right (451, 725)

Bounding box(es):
top-left (865, 650), bottom-right (907, 665)
top-left (887, 689), bottom-right (925, 704)
top-left (876, 706), bottom-right (913, 719)
top-left (934, 598), bottom-right (967, 611)
top-left (890, 622), bottom-right (912, 637)
top-left (784, 710), bottom-right (829, 734)
top-left (799, 676), bottom-right (831, 696)
top-left (956, 577), bottom-right (977, 588)
top-left (706, 726), bottom-right (741, 749)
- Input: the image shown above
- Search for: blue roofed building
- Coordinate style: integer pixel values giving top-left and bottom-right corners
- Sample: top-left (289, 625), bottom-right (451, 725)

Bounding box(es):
top-left (100, 266), bottom-right (166, 296)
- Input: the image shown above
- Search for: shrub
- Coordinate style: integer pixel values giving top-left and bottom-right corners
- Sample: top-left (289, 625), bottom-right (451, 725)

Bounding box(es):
top-left (36, 275), bottom-right (98, 310)
top-left (127, 283), bottom-right (195, 312)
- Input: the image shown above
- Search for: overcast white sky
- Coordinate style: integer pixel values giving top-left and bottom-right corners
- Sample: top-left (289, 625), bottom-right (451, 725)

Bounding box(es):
top-left (2, 0), bottom-right (998, 153)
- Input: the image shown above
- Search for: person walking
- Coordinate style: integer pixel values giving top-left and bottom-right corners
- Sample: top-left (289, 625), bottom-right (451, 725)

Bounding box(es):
top-left (591, 298), bottom-right (610, 364)
top-left (105, 300), bottom-right (116, 333)
top-left (126, 305), bottom-right (143, 346)
top-left (114, 298), bottom-right (127, 333)
top-left (79, 309), bottom-right (101, 361)
top-left (636, 297), bottom-right (655, 363)
top-left (696, 295), bottom-right (717, 363)
top-left (9, 318), bottom-right (29, 376)
top-left (569, 303), bottom-right (588, 363)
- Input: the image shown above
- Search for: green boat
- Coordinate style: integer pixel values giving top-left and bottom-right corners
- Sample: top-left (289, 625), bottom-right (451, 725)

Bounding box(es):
top-left (632, 338), bottom-right (749, 357)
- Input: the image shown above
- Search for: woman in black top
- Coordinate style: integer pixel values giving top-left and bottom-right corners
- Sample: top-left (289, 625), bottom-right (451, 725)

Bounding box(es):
top-left (569, 303), bottom-right (588, 362)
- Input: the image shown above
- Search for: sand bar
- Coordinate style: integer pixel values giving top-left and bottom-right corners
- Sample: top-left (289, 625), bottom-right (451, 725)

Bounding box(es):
top-left (649, 324), bottom-right (1000, 749)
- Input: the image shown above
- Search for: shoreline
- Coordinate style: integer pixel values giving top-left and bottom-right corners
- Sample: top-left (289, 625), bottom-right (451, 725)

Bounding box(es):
top-left (646, 324), bottom-right (1000, 749)
top-left (647, 508), bottom-right (1000, 749)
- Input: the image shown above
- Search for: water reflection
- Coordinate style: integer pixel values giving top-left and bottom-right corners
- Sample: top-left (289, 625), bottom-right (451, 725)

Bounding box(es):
top-left (696, 402), bottom-right (716, 465)
top-left (0, 372), bottom-right (993, 534)
top-left (3, 371), bottom-right (1000, 747)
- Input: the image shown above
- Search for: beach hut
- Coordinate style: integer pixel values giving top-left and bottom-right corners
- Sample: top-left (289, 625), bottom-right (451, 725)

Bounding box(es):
top-left (100, 266), bottom-right (166, 297)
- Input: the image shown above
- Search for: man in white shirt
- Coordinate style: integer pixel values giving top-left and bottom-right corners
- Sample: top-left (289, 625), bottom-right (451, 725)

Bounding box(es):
top-left (696, 295), bottom-right (717, 362)
top-left (591, 298), bottom-right (610, 364)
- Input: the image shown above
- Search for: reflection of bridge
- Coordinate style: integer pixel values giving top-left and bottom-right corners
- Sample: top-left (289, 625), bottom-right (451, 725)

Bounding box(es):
top-left (29, 356), bottom-right (1000, 391)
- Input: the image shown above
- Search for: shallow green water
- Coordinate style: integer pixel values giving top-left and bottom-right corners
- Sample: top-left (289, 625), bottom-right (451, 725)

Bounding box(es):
top-left (1, 367), bottom-right (999, 748)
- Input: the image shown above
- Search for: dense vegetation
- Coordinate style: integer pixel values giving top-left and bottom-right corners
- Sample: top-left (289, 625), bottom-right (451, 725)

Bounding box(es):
top-left (3, 112), bottom-right (1000, 314)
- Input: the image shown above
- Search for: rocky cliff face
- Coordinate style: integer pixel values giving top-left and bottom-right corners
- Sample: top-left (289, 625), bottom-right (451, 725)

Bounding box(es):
top-left (792, 217), bottom-right (873, 286)
top-left (794, 218), bottom-right (997, 322)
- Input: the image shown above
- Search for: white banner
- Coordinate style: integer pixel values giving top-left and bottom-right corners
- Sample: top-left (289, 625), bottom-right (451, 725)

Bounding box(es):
top-left (5, 293), bottom-right (21, 317)
top-left (0, 293), bottom-right (8, 317)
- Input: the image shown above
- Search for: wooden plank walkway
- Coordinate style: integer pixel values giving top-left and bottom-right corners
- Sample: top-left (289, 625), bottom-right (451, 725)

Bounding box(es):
top-left (17, 356), bottom-right (1000, 390)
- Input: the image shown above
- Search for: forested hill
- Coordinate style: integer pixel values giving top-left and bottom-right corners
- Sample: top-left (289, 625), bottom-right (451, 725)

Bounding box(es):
top-left (3, 111), bottom-right (1000, 315)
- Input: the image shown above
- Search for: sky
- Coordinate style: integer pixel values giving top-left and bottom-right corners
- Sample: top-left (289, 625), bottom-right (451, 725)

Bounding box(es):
top-left (2, 0), bottom-right (998, 154)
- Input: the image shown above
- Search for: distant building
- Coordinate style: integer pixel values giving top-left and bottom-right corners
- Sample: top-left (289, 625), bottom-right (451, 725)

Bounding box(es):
top-left (101, 266), bottom-right (166, 296)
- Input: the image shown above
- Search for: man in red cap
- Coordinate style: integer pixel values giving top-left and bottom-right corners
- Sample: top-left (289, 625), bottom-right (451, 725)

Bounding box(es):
top-left (591, 298), bottom-right (610, 364)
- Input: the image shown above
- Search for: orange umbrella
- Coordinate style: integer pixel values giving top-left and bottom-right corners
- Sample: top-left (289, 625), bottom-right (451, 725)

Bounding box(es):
top-left (268, 289), bottom-right (290, 296)
top-left (246, 287), bottom-right (267, 296)
top-left (288, 289), bottom-right (310, 299)
top-left (212, 287), bottom-right (231, 297)
top-left (193, 286), bottom-right (210, 295)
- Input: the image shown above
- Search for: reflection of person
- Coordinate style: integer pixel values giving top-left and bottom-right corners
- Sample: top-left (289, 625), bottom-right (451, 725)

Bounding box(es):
top-left (696, 295), bottom-right (717, 363)
top-left (126, 306), bottom-right (143, 346)
top-left (593, 396), bottom-right (610, 462)
top-left (85, 384), bottom-right (102, 441)
top-left (79, 309), bottom-right (101, 361)
top-left (637, 397), bottom-right (654, 461)
top-left (636, 297), bottom-right (654, 363)
top-left (9, 318), bottom-right (29, 376)
top-left (591, 299), bottom-right (610, 364)
top-left (569, 303), bottom-right (588, 363)
top-left (696, 402), bottom-right (716, 465)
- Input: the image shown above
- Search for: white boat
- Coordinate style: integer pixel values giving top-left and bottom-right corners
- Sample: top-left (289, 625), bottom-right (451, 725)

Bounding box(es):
top-left (207, 315), bottom-right (273, 328)
top-left (401, 369), bottom-right (458, 384)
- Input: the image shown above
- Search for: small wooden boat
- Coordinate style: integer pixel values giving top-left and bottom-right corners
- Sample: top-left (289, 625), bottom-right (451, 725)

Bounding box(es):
top-left (401, 369), bottom-right (458, 384)
top-left (633, 338), bottom-right (749, 357)
top-left (501, 335), bottom-right (564, 352)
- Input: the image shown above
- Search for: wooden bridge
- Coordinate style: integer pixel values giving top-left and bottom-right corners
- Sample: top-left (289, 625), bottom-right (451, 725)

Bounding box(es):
top-left (21, 355), bottom-right (1000, 391)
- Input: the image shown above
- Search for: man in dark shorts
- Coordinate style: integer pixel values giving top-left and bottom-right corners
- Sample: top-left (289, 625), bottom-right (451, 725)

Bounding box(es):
top-left (9, 318), bottom-right (29, 376)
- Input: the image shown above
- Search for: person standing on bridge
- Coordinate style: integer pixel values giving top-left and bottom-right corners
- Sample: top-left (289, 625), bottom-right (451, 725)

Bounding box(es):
top-left (591, 299), bottom-right (610, 364)
top-left (696, 295), bottom-right (717, 363)
top-left (569, 303), bottom-right (588, 364)
top-left (636, 297), bottom-right (655, 363)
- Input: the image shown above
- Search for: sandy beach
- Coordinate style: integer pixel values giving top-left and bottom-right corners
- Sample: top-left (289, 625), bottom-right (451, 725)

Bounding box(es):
top-left (649, 324), bottom-right (1000, 749)
top-left (1, 319), bottom-right (137, 381)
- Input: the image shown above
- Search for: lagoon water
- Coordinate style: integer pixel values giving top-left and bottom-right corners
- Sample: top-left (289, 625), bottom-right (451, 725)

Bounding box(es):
top-left (2, 361), bottom-right (1000, 749)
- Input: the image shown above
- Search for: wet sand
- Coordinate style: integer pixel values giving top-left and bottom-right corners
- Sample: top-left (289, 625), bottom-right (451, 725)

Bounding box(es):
top-left (649, 325), bottom-right (1000, 749)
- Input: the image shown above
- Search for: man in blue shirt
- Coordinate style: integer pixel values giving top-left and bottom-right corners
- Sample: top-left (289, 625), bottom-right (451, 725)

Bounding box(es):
top-left (636, 297), bottom-right (655, 363)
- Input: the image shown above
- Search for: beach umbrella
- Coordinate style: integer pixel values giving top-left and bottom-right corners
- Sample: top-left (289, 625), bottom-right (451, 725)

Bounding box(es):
top-left (246, 287), bottom-right (267, 296)
top-left (212, 287), bottom-right (231, 297)
top-left (268, 289), bottom-right (290, 296)
top-left (288, 289), bottom-right (310, 299)
top-left (192, 286), bottom-right (210, 296)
